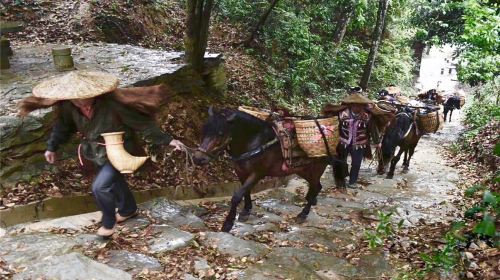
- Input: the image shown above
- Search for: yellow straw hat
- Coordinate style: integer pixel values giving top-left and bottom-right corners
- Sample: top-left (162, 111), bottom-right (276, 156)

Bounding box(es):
top-left (33, 70), bottom-right (119, 100)
top-left (386, 86), bottom-right (401, 95)
top-left (396, 95), bottom-right (410, 105)
top-left (341, 93), bottom-right (373, 105)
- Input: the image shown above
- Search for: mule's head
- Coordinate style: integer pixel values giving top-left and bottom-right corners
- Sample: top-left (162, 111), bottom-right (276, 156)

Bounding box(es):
top-left (193, 107), bottom-right (236, 165)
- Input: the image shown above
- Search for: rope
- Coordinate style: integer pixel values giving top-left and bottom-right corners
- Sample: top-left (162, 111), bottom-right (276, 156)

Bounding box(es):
top-left (162, 144), bottom-right (196, 186)
top-left (77, 141), bottom-right (124, 166)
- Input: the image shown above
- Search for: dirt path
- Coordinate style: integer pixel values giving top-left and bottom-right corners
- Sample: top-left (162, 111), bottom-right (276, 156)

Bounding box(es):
top-left (0, 111), bottom-right (467, 279)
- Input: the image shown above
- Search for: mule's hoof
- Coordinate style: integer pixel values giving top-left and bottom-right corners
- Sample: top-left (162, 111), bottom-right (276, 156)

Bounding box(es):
top-left (295, 215), bottom-right (307, 224)
top-left (377, 170), bottom-right (385, 175)
top-left (402, 168), bottom-right (409, 174)
top-left (310, 198), bottom-right (318, 206)
top-left (221, 223), bottom-right (233, 232)
top-left (238, 213), bottom-right (250, 222)
top-left (386, 174), bottom-right (394, 179)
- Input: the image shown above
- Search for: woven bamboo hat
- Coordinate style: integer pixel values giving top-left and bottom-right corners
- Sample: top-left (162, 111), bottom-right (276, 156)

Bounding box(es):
top-left (386, 86), bottom-right (401, 95)
top-left (341, 93), bottom-right (373, 105)
top-left (33, 70), bottom-right (119, 100)
top-left (396, 95), bottom-right (410, 105)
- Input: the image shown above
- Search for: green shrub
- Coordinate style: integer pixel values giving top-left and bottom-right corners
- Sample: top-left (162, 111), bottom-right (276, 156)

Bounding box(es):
top-left (464, 77), bottom-right (500, 139)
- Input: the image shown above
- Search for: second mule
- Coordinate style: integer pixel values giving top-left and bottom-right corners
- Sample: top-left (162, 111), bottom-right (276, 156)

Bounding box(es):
top-left (377, 108), bottom-right (422, 178)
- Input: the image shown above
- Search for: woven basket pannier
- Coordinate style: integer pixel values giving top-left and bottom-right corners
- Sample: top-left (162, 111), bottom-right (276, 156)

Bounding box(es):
top-left (238, 106), bottom-right (271, 121)
top-left (417, 111), bottom-right (444, 133)
top-left (293, 117), bottom-right (339, 157)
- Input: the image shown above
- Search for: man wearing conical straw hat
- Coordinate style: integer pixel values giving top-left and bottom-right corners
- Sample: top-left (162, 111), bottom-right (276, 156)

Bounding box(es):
top-left (323, 87), bottom-right (386, 188)
top-left (18, 70), bottom-right (186, 237)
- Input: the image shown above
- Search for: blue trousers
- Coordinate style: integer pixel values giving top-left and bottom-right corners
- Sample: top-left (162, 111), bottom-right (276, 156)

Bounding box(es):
top-left (92, 163), bottom-right (137, 229)
top-left (338, 145), bottom-right (364, 184)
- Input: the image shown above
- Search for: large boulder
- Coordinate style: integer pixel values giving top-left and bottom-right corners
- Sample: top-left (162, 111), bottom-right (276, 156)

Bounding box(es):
top-left (147, 224), bottom-right (194, 254)
top-left (106, 250), bottom-right (162, 275)
top-left (241, 247), bottom-right (357, 280)
top-left (142, 198), bottom-right (206, 229)
top-left (0, 233), bottom-right (77, 267)
top-left (200, 232), bottom-right (269, 258)
top-left (14, 252), bottom-right (132, 280)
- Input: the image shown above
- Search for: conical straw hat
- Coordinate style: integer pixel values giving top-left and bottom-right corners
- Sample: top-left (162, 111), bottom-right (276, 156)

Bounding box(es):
top-left (33, 70), bottom-right (119, 100)
top-left (396, 95), bottom-right (410, 105)
top-left (341, 93), bottom-right (373, 105)
top-left (386, 86), bottom-right (401, 95)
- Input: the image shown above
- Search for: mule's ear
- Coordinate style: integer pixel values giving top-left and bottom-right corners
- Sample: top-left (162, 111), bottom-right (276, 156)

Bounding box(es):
top-left (208, 106), bottom-right (214, 116)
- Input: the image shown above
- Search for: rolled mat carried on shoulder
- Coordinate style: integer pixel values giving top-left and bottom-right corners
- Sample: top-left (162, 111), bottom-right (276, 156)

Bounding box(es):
top-left (238, 106), bottom-right (272, 121)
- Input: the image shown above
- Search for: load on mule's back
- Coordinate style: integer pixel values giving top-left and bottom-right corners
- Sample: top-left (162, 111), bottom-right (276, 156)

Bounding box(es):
top-left (442, 90), bottom-right (465, 122)
top-left (417, 88), bottom-right (445, 105)
top-left (193, 87), bottom-right (393, 232)
top-left (376, 90), bottom-right (444, 178)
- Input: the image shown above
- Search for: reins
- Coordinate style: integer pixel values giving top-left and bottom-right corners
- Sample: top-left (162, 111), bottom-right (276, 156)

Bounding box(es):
top-left (195, 137), bottom-right (232, 160)
top-left (231, 138), bottom-right (279, 162)
top-left (162, 144), bottom-right (197, 185)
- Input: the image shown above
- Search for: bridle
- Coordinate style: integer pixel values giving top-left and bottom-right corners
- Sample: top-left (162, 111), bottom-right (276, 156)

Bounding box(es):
top-left (196, 136), bottom-right (232, 160)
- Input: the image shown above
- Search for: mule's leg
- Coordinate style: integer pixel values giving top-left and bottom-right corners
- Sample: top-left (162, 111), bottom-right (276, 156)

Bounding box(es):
top-left (402, 150), bottom-right (409, 173)
top-left (222, 174), bottom-right (259, 232)
top-left (403, 147), bottom-right (416, 173)
top-left (387, 147), bottom-right (405, 179)
top-left (334, 147), bottom-right (348, 188)
top-left (377, 155), bottom-right (386, 175)
top-left (296, 182), bottom-right (322, 224)
top-left (238, 193), bottom-right (252, 222)
top-left (449, 109), bottom-right (453, 122)
top-left (296, 164), bottom-right (326, 224)
top-left (443, 108), bottom-right (448, 123)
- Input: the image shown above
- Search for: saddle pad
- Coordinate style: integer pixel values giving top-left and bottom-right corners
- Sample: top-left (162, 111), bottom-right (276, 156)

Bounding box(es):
top-left (273, 119), bottom-right (313, 168)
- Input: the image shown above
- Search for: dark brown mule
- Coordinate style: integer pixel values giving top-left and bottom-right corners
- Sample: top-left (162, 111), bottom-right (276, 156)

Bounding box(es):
top-left (377, 109), bottom-right (422, 178)
top-left (443, 96), bottom-right (461, 122)
top-left (193, 108), bottom-right (343, 232)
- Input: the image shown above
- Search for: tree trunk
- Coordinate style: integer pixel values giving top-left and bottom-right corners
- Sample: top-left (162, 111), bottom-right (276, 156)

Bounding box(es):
top-left (185, 0), bottom-right (215, 73)
top-left (359, 0), bottom-right (389, 90)
top-left (243, 0), bottom-right (280, 47)
top-left (412, 40), bottom-right (426, 77)
top-left (333, 3), bottom-right (354, 48)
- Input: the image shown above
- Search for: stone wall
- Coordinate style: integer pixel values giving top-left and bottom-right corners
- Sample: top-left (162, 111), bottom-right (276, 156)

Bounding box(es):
top-left (0, 43), bottom-right (225, 188)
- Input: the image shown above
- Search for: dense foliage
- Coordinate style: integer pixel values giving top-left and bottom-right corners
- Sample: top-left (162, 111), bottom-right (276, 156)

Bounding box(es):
top-left (213, 0), bottom-right (498, 112)
top-left (464, 77), bottom-right (500, 139)
top-left (412, 0), bottom-right (499, 85)
top-left (457, 0), bottom-right (500, 85)
top-left (214, 0), bottom-right (418, 112)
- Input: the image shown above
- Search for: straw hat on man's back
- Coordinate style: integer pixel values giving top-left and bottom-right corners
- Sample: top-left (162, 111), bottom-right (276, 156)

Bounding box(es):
top-left (33, 70), bottom-right (119, 100)
top-left (386, 85), bottom-right (401, 95)
top-left (341, 86), bottom-right (373, 105)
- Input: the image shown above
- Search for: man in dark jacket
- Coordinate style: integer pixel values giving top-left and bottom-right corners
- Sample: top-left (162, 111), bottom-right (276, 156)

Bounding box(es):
top-left (21, 71), bottom-right (184, 237)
